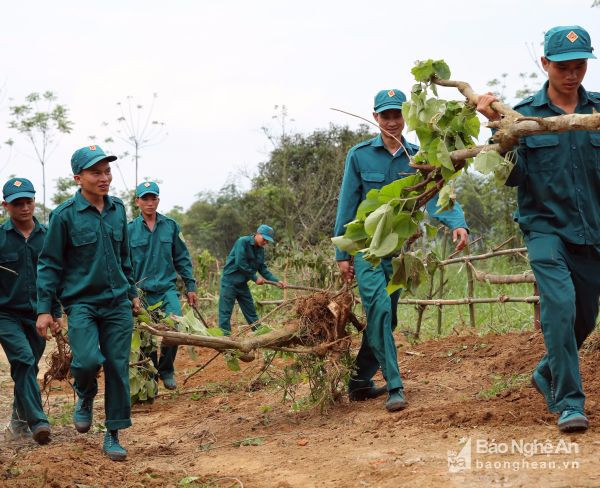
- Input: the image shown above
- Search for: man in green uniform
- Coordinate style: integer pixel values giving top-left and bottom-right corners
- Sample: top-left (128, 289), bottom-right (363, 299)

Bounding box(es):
top-left (477, 26), bottom-right (600, 432)
top-left (218, 225), bottom-right (286, 335)
top-left (36, 145), bottom-right (141, 460)
top-left (334, 89), bottom-right (469, 411)
top-left (129, 181), bottom-right (197, 390)
top-left (0, 177), bottom-right (60, 444)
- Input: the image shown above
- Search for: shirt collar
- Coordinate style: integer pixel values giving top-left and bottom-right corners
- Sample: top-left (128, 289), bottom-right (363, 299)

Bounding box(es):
top-left (2, 216), bottom-right (42, 235)
top-left (75, 189), bottom-right (114, 212)
top-left (141, 212), bottom-right (164, 228)
top-left (531, 81), bottom-right (591, 107)
top-left (372, 134), bottom-right (409, 152)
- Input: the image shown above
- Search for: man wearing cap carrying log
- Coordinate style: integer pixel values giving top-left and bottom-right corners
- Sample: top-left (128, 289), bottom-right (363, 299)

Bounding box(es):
top-left (36, 145), bottom-right (140, 460)
top-left (334, 89), bottom-right (469, 412)
top-left (477, 25), bottom-right (600, 433)
top-left (128, 181), bottom-right (198, 390)
top-left (218, 225), bottom-right (287, 335)
top-left (0, 177), bottom-right (61, 445)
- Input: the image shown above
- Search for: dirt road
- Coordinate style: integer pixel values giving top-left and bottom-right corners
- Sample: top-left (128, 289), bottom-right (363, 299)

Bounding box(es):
top-left (1, 331), bottom-right (599, 487)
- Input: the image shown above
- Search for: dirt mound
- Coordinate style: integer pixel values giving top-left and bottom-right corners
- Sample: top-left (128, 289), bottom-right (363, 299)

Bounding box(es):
top-left (3, 329), bottom-right (600, 487)
top-left (390, 331), bottom-right (600, 429)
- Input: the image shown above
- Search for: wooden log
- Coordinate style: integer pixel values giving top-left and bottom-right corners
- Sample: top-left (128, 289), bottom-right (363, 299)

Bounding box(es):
top-left (397, 296), bottom-right (539, 305)
top-left (468, 262), bottom-right (535, 284)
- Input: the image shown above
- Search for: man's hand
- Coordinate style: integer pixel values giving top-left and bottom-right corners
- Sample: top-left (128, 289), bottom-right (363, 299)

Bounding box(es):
top-left (52, 316), bottom-right (65, 336)
top-left (337, 260), bottom-right (354, 283)
top-left (187, 291), bottom-right (198, 307)
top-left (277, 281), bottom-right (287, 289)
top-left (476, 92), bottom-right (501, 121)
top-left (256, 277), bottom-right (266, 285)
top-left (132, 297), bottom-right (141, 315)
top-left (36, 314), bottom-right (55, 340)
top-left (452, 227), bottom-right (469, 252)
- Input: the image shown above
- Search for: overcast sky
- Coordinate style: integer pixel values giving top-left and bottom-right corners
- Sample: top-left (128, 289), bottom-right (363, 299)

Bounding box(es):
top-left (1, 0), bottom-right (599, 211)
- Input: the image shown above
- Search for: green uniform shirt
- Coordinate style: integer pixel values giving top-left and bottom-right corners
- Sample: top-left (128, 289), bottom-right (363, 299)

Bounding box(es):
top-left (36, 190), bottom-right (137, 313)
top-left (221, 235), bottom-right (278, 285)
top-left (508, 83), bottom-right (600, 244)
top-left (334, 135), bottom-right (469, 260)
top-left (128, 213), bottom-right (197, 294)
top-left (0, 218), bottom-right (60, 317)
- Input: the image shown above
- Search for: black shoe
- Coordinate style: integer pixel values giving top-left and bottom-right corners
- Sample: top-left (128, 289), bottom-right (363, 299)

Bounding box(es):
top-left (32, 423), bottom-right (51, 445)
top-left (385, 389), bottom-right (408, 412)
top-left (349, 385), bottom-right (387, 402)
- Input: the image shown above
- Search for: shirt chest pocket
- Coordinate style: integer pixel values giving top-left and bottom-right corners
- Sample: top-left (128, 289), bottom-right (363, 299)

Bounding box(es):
top-left (0, 252), bottom-right (18, 270)
top-left (71, 231), bottom-right (98, 260)
top-left (160, 235), bottom-right (173, 258)
top-left (524, 135), bottom-right (560, 172)
top-left (361, 171), bottom-right (385, 193)
top-left (130, 237), bottom-right (149, 258)
top-left (590, 133), bottom-right (600, 170)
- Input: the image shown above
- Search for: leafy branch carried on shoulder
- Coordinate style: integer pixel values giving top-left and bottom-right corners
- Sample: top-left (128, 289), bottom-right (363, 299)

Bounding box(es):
top-left (333, 59), bottom-right (600, 295)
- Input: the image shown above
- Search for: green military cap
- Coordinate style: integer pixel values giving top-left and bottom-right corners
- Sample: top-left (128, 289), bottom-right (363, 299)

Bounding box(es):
top-left (257, 224), bottom-right (275, 243)
top-left (544, 25), bottom-right (596, 62)
top-left (374, 89), bottom-right (406, 113)
top-left (3, 177), bottom-right (35, 203)
top-left (136, 181), bottom-right (160, 197)
top-left (71, 145), bottom-right (117, 175)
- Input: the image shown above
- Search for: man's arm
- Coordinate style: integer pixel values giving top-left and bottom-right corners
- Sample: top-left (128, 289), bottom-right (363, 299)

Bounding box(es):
top-left (425, 196), bottom-right (469, 251)
top-left (257, 256), bottom-right (279, 283)
top-left (119, 208), bottom-right (139, 313)
top-left (36, 213), bottom-right (66, 315)
top-left (333, 150), bottom-right (362, 262)
top-left (172, 222), bottom-right (197, 293)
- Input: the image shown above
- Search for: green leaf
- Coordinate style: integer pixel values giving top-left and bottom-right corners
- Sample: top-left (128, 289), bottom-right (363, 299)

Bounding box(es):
top-left (224, 352), bottom-right (241, 372)
top-left (411, 60), bottom-right (435, 82)
top-left (436, 185), bottom-right (456, 212)
top-left (464, 114), bottom-right (480, 139)
top-left (393, 213), bottom-right (418, 239)
top-left (432, 60), bottom-right (451, 80)
top-left (425, 223), bottom-right (438, 239)
top-left (473, 150), bottom-right (505, 175)
top-left (364, 203), bottom-right (391, 236)
top-left (436, 139), bottom-right (454, 171)
top-left (131, 330), bottom-right (141, 352)
top-left (415, 126), bottom-right (434, 148)
top-left (147, 301), bottom-right (163, 311)
top-left (343, 220), bottom-right (368, 241)
top-left (179, 476), bottom-right (201, 486)
top-left (356, 198), bottom-right (380, 220)
top-left (207, 327), bottom-right (224, 337)
top-left (331, 236), bottom-right (364, 254)
top-left (372, 233), bottom-right (399, 257)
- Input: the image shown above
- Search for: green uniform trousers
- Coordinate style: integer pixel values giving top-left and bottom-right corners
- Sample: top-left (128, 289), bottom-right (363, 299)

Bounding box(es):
top-left (351, 254), bottom-right (403, 392)
top-left (0, 311), bottom-right (48, 428)
top-left (526, 232), bottom-right (600, 413)
top-left (66, 300), bottom-right (133, 431)
top-left (218, 280), bottom-right (260, 335)
top-left (143, 290), bottom-right (182, 379)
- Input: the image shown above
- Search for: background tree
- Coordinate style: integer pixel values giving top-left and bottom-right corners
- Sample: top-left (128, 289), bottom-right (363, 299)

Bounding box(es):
top-left (100, 93), bottom-right (167, 188)
top-left (8, 91), bottom-right (73, 221)
top-left (174, 123), bottom-right (373, 259)
top-left (51, 175), bottom-right (78, 206)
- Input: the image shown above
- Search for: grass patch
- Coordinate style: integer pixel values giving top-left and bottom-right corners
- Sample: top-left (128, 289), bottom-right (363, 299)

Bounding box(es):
top-left (477, 373), bottom-right (529, 400)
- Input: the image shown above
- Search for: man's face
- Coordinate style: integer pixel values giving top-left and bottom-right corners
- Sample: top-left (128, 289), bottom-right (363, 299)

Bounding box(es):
top-left (136, 194), bottom-right (160, 216)
top-left (75, 161), bottom-right (112, 197)
top-left (373, 109), bottom-right (405, 140)
top-left (254, 234), bottom-right (268, 247)
top-left (541, 57), bottom-right (587, 97)
top-left (3, 197), bottom-right (35, 224)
